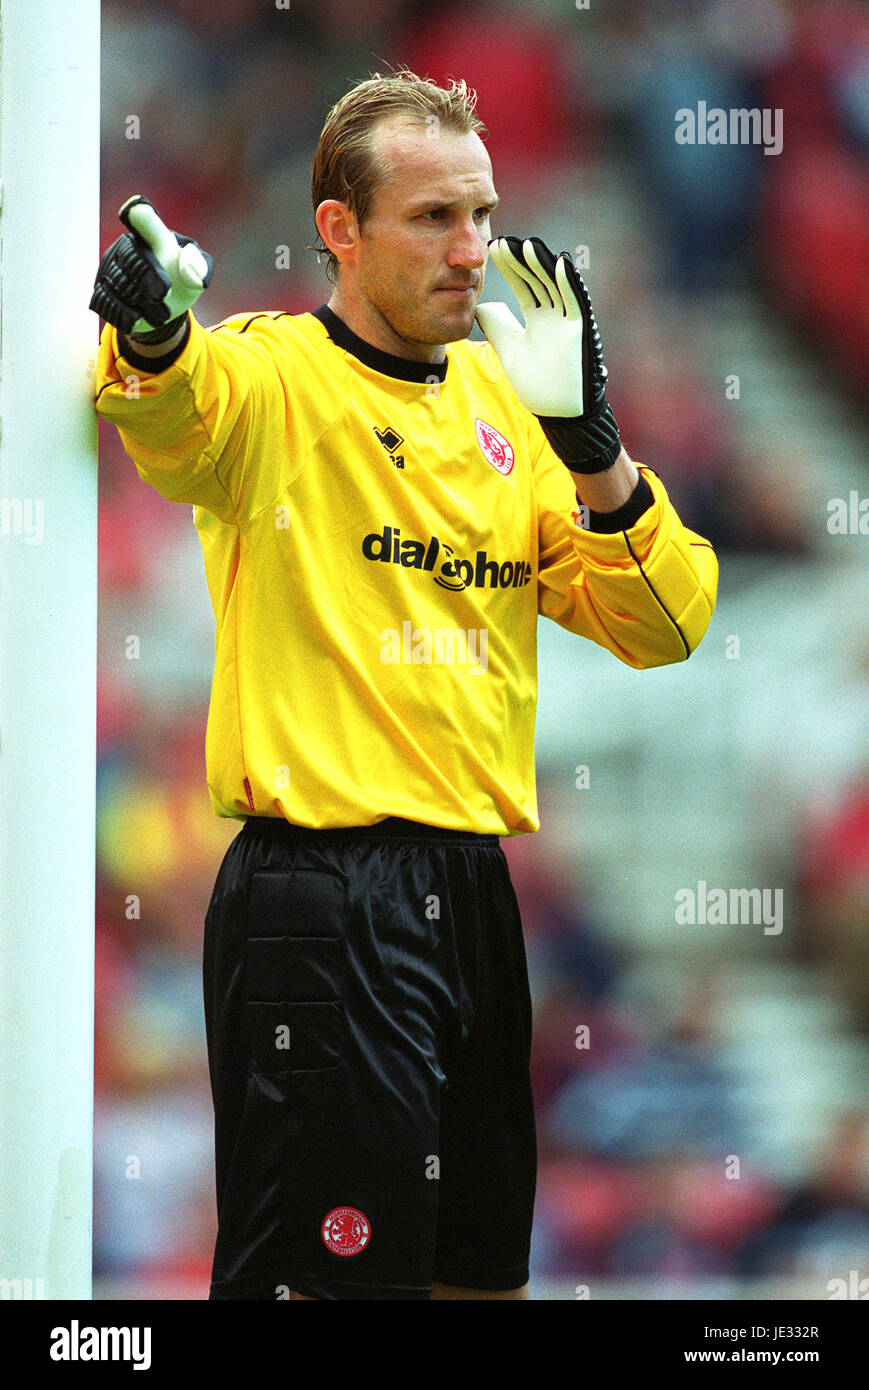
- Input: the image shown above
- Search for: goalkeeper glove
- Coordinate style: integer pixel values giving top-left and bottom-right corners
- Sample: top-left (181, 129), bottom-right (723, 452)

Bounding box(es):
top-left (475, 236), bottom-right (621, 473)
top-left (89, 195), bottom-right (213, 342)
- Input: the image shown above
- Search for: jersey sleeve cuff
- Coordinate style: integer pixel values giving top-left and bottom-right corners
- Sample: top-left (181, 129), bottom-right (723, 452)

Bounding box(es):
top-left (581, 472), bottom-right (654, 533)
top-left (117, 314), bottom-right (192, 373)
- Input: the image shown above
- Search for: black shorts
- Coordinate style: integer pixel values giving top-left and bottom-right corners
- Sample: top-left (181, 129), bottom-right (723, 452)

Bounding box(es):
top-left (203, 815), bottom-right (537, 1300)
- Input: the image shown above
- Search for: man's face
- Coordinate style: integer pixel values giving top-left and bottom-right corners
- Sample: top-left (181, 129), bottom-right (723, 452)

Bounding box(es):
top-left (345, 116), bottom-right (498, 356)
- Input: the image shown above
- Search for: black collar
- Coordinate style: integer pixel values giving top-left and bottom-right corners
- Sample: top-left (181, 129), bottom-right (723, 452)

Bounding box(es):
top-left (312, 304), bottom-right (448, 384)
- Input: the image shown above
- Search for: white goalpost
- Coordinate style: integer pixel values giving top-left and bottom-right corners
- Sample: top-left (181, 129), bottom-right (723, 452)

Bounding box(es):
top-left (0, 0), bottom-right (100, 1299)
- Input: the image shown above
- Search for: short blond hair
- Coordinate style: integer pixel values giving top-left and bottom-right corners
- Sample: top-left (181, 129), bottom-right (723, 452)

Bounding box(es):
top-left (311, 69), bottom-right (488, 283)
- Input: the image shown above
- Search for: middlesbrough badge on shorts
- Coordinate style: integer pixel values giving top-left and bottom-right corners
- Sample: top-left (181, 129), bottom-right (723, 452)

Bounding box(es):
top-left (321, 1206), bottom-right (372, 1257)
top-left (475, 418), bottom-right (515, 476)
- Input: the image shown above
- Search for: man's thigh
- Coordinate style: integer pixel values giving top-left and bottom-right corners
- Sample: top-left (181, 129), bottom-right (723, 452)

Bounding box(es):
top-left (205, 818), bottom-right (533, 1301)
top-left (205, 830), bottom-right (447, 1299)
top-left (429, 845), bottom-right (537, 1295)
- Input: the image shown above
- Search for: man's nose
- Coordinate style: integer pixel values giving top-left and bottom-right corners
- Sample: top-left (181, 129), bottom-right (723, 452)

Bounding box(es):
top-left (447, 219), bottom-right (487, 269)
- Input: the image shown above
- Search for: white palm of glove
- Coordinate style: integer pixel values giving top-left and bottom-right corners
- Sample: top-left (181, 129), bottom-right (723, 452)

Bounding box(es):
top-left (475, 237), bottom-right (596, 418)
top-left (122, 196), bottom-right (211, 336)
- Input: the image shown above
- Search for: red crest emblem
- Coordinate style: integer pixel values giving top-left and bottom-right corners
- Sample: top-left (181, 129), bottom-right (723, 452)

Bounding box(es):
top-left (475, 418), bottom-right (515, 475)
top-left (321, 1207), bottom-right (372, 1257)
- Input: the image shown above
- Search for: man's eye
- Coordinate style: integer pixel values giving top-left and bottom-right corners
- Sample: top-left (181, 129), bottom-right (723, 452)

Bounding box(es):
top-left (424, 209), bottom-right (446, 221)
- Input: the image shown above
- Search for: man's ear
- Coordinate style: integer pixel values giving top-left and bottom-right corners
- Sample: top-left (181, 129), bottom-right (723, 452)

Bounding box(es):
top-left (315, 199), bottom-right (358, 269)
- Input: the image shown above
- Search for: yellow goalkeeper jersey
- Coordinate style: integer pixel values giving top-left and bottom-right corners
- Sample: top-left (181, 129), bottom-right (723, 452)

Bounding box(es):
top-left (95, 304), bottom-right (717, 835)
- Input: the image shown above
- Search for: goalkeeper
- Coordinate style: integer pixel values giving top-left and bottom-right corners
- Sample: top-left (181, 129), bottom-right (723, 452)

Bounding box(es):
top-left (92, 71), bottom-right (717, 1302)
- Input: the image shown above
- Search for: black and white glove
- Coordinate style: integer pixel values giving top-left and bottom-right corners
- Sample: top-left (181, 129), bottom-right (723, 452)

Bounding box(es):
top-left (476, 236), bottom-right (621, 473)
top-left (89, 195), bottom-right (213, 343)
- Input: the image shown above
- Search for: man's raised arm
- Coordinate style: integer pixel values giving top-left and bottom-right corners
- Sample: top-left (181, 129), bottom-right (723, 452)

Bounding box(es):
top-left (90, 197), bottom-right (293, 523)
top-left (90, 195), bottom-right (212, 370)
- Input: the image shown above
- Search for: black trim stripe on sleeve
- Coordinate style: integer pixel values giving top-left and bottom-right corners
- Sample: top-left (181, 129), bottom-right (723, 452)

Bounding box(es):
top-left (95, 377), bottom-right (117, 403)
top-left (239, 311), bottom-right (292, 334)
top-left (209, 311), bottom-right (293, 335)
top-left (95, 310), bottom-right (293, 399)
top-left (622, 530), bottom-right (692, 660)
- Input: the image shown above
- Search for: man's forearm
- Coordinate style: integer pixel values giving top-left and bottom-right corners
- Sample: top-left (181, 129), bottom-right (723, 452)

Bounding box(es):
top-left (569, 447), bottom-right (639, 512)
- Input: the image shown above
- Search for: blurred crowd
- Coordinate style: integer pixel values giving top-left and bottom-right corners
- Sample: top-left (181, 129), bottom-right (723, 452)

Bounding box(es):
top-left (502, 803), bottom-right (869, 1282)
top-left (94, 0), bottom-right (869, 1292)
